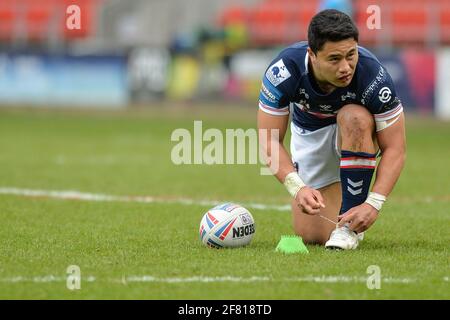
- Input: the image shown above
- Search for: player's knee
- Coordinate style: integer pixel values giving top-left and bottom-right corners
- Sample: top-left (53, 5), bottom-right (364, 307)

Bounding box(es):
top-left (337, 104), bottom-right (374, 133)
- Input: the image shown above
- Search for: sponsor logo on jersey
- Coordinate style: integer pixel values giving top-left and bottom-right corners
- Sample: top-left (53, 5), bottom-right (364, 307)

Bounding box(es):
top-left (362, 66), bottom-right (386, 104)
top-left (265, 59), bottom-right (291, 86)
top-left (378, 86), bottom-right (392, 103)
top-left (260, 83), bottom-right (277, 103)
top-left (341, 91), bottom-right (356, 101)
top-left (298, 88), bottom-right (310, 99)
top-left (319, 104), bottom-right (333, 112)
top-left (296, 101), bottom-right (310, 111)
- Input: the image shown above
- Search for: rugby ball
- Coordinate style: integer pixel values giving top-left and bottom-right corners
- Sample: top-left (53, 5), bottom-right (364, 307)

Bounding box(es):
top-left (199, 203), bottom-right (255, 249)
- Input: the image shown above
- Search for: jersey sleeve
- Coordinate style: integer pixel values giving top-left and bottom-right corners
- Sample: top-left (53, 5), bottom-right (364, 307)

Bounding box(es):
top-left (258, 57), bottom-right (299, 116)
top-left (363, 65), bottom-right (403, 122)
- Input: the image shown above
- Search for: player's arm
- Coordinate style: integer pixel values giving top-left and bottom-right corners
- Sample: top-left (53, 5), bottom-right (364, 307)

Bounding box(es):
top-left (372, 112), bottom-right (406, 197)
top-left (258, 109), bottom-right (325, 214)
top-left (257, 109), bottom-right (293, 182)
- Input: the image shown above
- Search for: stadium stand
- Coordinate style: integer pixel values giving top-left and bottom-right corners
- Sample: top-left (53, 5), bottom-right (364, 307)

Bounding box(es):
top-left (0, 0), bottom-right (98, 45)
top-left (439, 0), bottom-right (450, 44)
top-left (0, 0), bottom-right (449, 48)
top-left (0, 0), bottom-right (15, 41)
top-left (217, 0), bottom-right (450, 48)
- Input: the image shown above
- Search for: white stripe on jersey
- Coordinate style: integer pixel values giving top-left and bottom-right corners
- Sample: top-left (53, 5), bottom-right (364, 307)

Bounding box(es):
top-left (259, 101), bottom-right (290, 116)
top-left (374, 104), bottom-right (403, 122)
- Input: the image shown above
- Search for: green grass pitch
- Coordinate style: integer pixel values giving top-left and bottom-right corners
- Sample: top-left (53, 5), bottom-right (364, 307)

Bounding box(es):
top-left (0, 105), bottom-right (448, 299)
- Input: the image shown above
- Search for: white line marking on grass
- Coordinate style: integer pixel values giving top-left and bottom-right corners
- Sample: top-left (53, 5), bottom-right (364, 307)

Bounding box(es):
top-left (286, 276), bottom-right (417, 284)
top-left (0, 275), bottom-right (420, 284)
top-left (0, 187), bottom-right (448, 210)
top-left (122, 275), bottom-right (417, 284)
top-left (0, 187), bottom-right (291, 211)
top-left (123, 276), bottom-right (272, 284)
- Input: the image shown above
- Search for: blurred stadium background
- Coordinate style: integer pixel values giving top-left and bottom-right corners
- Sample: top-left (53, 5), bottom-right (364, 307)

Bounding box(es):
top-left (0, 0), bottom-right (449, 117)
top-left (0, 0), bottom-right (449, 299)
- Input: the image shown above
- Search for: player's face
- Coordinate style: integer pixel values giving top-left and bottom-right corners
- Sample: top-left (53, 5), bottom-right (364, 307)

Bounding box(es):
top-left (308, 38), bottom-right (358, 89)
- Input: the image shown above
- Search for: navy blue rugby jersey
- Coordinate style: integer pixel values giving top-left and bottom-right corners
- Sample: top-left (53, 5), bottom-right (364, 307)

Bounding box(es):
top-left (258, 41), bottom-right (403, 131)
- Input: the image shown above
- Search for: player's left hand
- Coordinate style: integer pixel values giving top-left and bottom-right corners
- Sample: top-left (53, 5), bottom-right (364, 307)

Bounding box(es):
top-left (337, 203), bottom-right (379, 233)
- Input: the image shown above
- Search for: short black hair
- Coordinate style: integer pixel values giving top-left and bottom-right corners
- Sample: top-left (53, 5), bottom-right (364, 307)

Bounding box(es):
top-left (308, 9), bottom-right (359, 53)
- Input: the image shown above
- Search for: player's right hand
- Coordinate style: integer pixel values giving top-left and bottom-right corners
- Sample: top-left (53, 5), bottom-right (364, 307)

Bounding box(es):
top-left (295, 187), bottom-right (325, 215)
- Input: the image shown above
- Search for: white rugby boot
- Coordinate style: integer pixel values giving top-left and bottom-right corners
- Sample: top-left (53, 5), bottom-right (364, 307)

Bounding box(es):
top-left (325, 223), bottom-right (361, 250)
